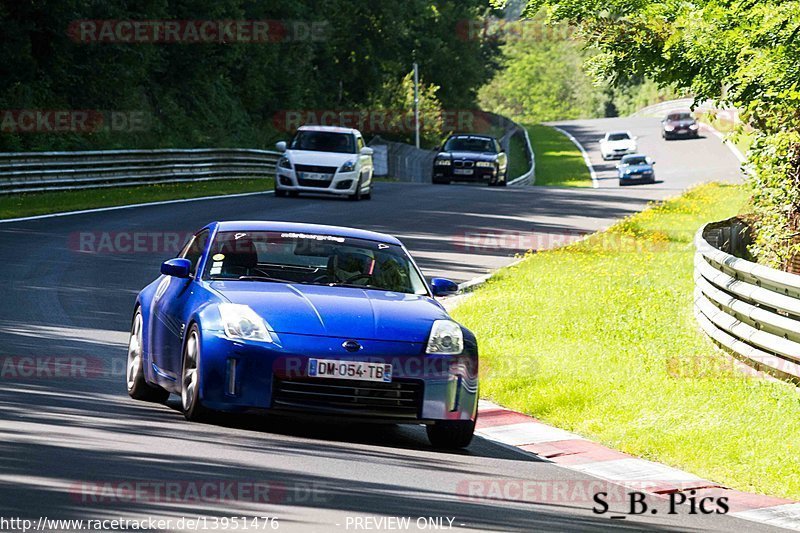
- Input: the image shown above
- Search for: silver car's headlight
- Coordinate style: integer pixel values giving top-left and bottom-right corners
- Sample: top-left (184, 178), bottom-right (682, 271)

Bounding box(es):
top-left (218, 303), bottom-right (273, 343)
top-left (426, 320), bottom-right (463, 355)
top-left (340, 160), bottom-right (356, 172)
top-left (278, 156), bottom-right (292, 169)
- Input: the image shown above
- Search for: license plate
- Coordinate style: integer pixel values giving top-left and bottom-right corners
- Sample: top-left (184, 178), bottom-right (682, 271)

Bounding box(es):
top-left (300, 172), bottom-right (331, 181)
top-left (453, 169), bottom-right (473, 175)
top-left (308, 359), bottom-right (392, 382)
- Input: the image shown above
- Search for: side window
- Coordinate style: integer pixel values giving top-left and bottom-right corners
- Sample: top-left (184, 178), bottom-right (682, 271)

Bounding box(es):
top-left (181, 230), bottom-right (210, 276)
top-left (357, 136), bottom-right (365, 151)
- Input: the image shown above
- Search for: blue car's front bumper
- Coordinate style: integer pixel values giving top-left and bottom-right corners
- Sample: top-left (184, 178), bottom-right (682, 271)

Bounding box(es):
top-left (196, 330), bottom-right (479, 423)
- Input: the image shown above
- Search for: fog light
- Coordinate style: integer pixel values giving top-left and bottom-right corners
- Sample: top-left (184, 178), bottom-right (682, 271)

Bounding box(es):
top-left (336, 180), bottom-right (353, 190)
top-left (279, 176), bottom-right (292, 186)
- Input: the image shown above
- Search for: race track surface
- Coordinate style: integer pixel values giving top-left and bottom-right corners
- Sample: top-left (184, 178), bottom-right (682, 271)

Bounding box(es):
top-left (1, 118), bottom-right (773, 532)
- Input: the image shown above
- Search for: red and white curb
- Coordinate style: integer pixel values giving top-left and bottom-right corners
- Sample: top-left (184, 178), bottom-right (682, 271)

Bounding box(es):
top-left (476, 400), bottom-right (800, 531)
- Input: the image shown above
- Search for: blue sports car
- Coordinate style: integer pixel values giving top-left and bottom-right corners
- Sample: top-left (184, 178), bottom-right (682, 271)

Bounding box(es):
top-left (616, 154), bottom-right (656, 185)
top-left (126, 221), bottom-right (479, 448)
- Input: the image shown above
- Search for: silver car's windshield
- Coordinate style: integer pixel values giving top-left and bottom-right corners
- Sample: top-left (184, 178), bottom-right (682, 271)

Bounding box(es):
top-left (203, 231), bottom-right (429, 295)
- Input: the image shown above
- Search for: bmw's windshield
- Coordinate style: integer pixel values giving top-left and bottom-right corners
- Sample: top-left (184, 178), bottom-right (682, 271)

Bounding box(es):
top-left (290, 131), bottom-right (356, 154)
top-left (443, 136), bottom-right (497, 153)
top-left (203, 231), bottom-right (429, 295)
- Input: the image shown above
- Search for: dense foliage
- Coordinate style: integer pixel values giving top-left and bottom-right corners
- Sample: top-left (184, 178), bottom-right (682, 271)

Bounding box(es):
top-left (477, 11), bottom-right (681, 123)
top-left (0, 0), bottom-right (499, 151)
top-left (518, 0), bottom-right (800, 268)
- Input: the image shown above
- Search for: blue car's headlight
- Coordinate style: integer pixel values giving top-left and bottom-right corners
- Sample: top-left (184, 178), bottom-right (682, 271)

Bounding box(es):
top-left (218, 303), bottom-right (273, 343)
top-left (426, 320), bottom-right (463, 355)
top-left (340, 160), bottom-right (356, 173)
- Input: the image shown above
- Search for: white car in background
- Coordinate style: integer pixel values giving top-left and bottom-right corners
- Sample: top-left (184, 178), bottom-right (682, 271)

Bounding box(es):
top-left (275, 125), bottom-right (374, 200)
top-left (599, 131), bottom-right (638, 160)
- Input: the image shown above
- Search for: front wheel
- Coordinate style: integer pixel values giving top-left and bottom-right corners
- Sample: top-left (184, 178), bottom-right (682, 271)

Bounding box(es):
top-left (349, 177), bottom-right (363, 201)
top-left (126, 310), bottom-right (170, 403)
top-left (181, 326), bottom-right (210, 421)
top-left (426, 419), bottom-right (475, 449)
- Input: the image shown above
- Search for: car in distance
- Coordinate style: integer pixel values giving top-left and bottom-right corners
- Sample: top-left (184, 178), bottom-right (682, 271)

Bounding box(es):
top-left (275, 125), bottom-right (373, 200)
top-left (616, 154), bottom-right (656, 185)
top-left (126, 221), bottom-right (478, 449)
top-left (661, 111), bottom-right (700, 140)
top-left (433, 134), bottom-right (508, 186)
top-left (599, 131), bottom-right (638, 160)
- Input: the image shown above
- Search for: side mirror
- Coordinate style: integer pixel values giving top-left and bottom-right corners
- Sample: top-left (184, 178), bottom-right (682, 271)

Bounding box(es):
top-left (275, 141), bottom-right (287, 152)
top-left (430, 277), bottom-right (459, 297)
top-left (360, 146), bottom-right (374, 156)
top-left (650, 159), bottom-right (656, 165)
top-left (161, 258), bottom-right (192, 278)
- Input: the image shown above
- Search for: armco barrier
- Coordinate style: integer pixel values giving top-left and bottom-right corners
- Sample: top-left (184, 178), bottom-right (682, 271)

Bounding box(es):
top-left (0, 148), bottom-right (280, 194)
top-left (694, 218), bottom-right (800, 383)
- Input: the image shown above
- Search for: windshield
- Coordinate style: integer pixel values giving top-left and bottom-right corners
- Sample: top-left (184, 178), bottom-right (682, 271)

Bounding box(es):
top-left (667, 113), bottom-right (693, 121)
top-left (622, 156), bottom-right (648, 165)
top-left (607, 133), bottom-right (631, 141)
top-left (443, 136), bottom-right (497, 153)
top-left (290, 131), bottom-right (356, 154)
top-left (203, 231), bottom-right (429, 295)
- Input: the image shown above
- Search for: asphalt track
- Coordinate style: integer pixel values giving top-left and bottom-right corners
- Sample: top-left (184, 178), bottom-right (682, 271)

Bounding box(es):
top-left (0, 117), bottom-right (773, 532)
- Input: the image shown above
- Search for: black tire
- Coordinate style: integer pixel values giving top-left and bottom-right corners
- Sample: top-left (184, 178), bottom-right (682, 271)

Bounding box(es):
top-left (363, 184), bottom-right (372, 200)
top-left (432, 179), bottom-right (450, 185)
top-left (497, 172), bottom-right (508, 187)
top-left (349, 177), bottom-right (363, 201)
top-left (427, 419), bottom-right (476, 449)
top-left (126, 310), bottom-right (170, 403)
top-left (274, 183), bottom-right (287, 197)
top-left (181, 325), bottom-right (210, 422)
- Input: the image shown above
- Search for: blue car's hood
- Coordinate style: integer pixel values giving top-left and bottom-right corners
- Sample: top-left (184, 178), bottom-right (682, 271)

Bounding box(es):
top-left (207, 281), bottom-right (448, 342)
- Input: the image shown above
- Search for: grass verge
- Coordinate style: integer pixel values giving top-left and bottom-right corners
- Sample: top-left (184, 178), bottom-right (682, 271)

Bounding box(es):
top-left (507, 131), bottom-right (530, 181)
top-left (451, 183), bottom-right (800, 500)
top-left (0, 178), bottom-right (273, 220)
top-left (526, 124), bottom-right (592, 187)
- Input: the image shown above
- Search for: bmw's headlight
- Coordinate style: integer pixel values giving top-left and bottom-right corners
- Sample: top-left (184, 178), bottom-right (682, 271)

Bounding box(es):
top-left (340, 160), bottom-right (356, 172)
top-left (664, 125), bottom-right (675, 132)
top-left (218, 303), bottom-right (273, 343)
top-left (278, 156), bottom-right (292, 170)
top-left (476, 161), bottom-right (495, 168)
top-left (435, 158), bottom-right (451, 166)
top-left (426, 320), bottom-right (463, 355)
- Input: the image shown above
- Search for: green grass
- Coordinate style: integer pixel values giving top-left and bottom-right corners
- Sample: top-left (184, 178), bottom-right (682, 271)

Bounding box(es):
top-left (507, 131), bottom-right (531, 181)
top-left (452, 183), bottom-right (800, 500)
top-left (0, 177), bottom-right (274, 220)
top-left (526, 124), bottom-right (592, 187)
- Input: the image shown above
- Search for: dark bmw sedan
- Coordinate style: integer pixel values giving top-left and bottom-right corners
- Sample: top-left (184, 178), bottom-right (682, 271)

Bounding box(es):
top-left (661, 112), bottom-right (700, 139)
top-left (432, 134), bottom-right (508, 186)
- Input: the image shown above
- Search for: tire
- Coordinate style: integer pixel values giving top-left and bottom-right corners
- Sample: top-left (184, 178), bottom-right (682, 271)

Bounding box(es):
top-left (427, 419), bottom-right (476, 449)
top-left (181, 325), bottom-right (210, 422)
top-left (363, 184), bottom-right (372, 200)
top-left (497, 172), bottom-right (508, 187)
top-left (126, 310), bottom-right (170, 403)
top-left (349, 177), bottom-right (363, 201)
top-left (432, 178), bottom-right (450, 185)
top-left (274, 183), bottom-right (287, 197)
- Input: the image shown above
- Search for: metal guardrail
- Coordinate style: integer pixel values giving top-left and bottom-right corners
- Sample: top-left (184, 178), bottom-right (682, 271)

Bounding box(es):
top-left (694, 219), bottom-right (800, 383)
top-left (0, 148), bottom-right (280, 194)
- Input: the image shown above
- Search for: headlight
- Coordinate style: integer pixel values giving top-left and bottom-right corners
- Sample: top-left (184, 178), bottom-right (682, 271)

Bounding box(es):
top-left (340, 160), bottom-right (356, 172)
top-left (476, 161), bottom-right (495, 168)
top-left (426, 320), bottom-right (463, 355)
top-left (435, 159), bottom-right (451, 166)
top-left (664, 125), bottom-right (675, 132)
top-left (689, 123), bottom-right (699, 130)
top-left (278, 156), bottom-right (292, 169)
top-left (218, 303), bottom-right (273, 343)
